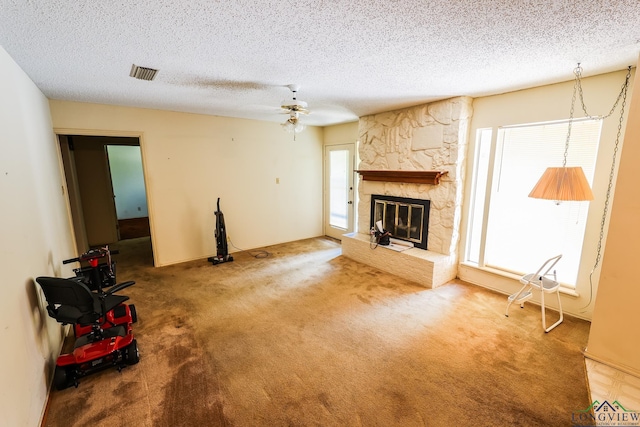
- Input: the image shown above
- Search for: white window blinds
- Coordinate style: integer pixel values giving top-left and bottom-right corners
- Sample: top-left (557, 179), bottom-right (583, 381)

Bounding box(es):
top-left (483, 119), bottom-right (602, 286)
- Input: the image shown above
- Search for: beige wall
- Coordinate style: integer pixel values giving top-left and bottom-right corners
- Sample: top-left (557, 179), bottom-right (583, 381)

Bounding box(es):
top-left (586, 56), bottom-right (640, 375)
top-left (49, 101), bottom-right (325, 266)
top-left (0, 47), bottom-right (76, 426)
top-left (459, 68), bottom-right (636, 320)
top-left (323, 121), bottom-right (358, 146)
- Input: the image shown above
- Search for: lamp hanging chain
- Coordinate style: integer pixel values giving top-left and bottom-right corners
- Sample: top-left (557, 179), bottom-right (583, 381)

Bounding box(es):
top-left (576, 65), bottom-right (631, 120)
top-left (562, 70), bottom-right (580, 167)
top-left (566, 65), bottom-right (631, 168)
top-left (591, 66), bottom-right (631, 271)
top-left (581, 65), bottom-right (631, 310)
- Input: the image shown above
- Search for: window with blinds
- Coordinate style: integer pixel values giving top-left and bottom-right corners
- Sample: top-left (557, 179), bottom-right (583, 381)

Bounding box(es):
top-left (466, 119), bottom-right (602, 287)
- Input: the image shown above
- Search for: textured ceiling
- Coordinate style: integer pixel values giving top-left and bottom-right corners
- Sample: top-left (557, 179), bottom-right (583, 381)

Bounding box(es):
top-left (1, 1), bottom-right (639, 126)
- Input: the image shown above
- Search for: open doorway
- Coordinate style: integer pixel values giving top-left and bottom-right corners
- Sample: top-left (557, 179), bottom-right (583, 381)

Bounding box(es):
top-left (58, 134), bottom-right (153, 264)
top-left (106, 145), bottom-right (150, 240)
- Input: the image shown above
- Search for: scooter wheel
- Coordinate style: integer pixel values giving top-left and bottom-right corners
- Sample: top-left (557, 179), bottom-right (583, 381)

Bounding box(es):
top-left (125, 339), bottom-right (140, 365)
top-left (129, 304), bottom-right (138, 323)
top-left (53, 366), bottom-right (73, 390)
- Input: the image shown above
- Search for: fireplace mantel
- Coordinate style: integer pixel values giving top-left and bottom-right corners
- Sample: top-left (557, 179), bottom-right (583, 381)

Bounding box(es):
top-left (356, 170), bottom-right (448, 185)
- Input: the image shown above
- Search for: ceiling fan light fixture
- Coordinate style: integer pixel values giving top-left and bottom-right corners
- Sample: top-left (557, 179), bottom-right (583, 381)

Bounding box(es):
top-left (281, 84), bottom-right (309, 138)
top-left (281, 114), bottom-right (306, 133)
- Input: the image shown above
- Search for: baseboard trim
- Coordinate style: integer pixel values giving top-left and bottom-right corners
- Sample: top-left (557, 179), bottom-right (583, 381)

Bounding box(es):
top-left (458, 263), bottom-right (593, 322)
top-left (583, 350), bottom-right (640, 379)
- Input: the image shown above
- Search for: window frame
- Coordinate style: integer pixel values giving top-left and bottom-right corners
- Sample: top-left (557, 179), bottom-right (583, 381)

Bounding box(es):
top-left (463, 118), bottom-right (604, 292)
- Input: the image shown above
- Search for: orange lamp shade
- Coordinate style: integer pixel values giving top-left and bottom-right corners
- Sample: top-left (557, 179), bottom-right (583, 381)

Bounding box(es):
top-left (528, 166), bottom-right (594, 201)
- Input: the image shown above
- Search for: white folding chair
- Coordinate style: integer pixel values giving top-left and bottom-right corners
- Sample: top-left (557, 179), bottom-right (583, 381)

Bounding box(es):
top-left (505, 254), bottom-right (564, 332)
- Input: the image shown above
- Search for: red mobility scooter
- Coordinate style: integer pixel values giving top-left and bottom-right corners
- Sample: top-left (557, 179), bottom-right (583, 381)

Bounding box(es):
top-left (37, 246), bottom-right (139, 390)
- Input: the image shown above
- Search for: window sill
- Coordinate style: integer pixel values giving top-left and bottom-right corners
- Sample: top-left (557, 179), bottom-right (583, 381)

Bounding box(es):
top-left (459, 262), bottom-right (580, 297)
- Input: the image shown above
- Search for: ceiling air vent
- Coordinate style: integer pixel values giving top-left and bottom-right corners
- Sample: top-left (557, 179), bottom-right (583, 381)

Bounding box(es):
top-left (129, 64), bottom-right (158, 81)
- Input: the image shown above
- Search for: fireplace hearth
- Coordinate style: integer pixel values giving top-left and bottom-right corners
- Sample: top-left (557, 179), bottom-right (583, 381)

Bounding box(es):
top-left (371, 194), bottom-right (430, 249)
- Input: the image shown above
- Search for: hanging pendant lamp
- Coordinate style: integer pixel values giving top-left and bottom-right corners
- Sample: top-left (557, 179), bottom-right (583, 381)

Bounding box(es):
top-left (529, 64), bottom-right (631, 203)
top-left (528, 166), bottom-right (593, 201)
top-left (529, 65), bottom-right (593, 202)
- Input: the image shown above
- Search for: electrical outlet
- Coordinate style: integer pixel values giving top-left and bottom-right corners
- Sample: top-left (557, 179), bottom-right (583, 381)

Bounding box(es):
top-left (276, 177), bottom-right (280, 184)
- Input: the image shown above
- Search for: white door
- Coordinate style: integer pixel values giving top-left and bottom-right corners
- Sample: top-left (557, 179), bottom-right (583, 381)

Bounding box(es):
top-left (324, 144), bottom-right (355, 240)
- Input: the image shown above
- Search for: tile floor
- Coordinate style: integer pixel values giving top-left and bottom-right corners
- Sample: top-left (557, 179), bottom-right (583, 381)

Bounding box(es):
top-left (586, 358), bottom-right (640, 411)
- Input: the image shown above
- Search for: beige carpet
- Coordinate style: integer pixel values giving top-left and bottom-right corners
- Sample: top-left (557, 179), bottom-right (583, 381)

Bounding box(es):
top-left (43, 237), bottom-right (591, 426)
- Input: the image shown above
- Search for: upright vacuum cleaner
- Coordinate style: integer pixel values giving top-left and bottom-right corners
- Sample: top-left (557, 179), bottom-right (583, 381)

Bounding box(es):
top-left (208, 198), bottom-right (233, 265)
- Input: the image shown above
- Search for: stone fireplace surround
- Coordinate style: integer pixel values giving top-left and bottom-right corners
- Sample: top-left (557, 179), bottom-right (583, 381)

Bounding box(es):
top-left (342, 96), bottom-right (473, 288)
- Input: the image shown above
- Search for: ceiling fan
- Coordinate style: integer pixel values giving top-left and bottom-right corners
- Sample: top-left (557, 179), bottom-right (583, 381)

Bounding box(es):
top-left (281, 84), bottom-right (309, 137)
top-left (159, 71), bottom-right (356, 126)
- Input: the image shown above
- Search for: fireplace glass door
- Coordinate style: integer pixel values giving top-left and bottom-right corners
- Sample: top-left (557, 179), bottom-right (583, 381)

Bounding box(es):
top-left (371, 195), bottom-right (430, 249)
top-left (375, 201), bottom-right (424, 241)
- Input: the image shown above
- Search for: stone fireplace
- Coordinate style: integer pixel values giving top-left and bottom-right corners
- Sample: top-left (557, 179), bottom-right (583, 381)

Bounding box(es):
top-left (342, 96), bottom-right (473, 288)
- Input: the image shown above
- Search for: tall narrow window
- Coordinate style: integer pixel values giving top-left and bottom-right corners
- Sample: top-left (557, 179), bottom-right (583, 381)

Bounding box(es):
top-left (466, 119), bottom-right (602, 286)
top-left (329, 149), bottom-right (349, 229)
top-left (466, 129), bottom-right (492, 264)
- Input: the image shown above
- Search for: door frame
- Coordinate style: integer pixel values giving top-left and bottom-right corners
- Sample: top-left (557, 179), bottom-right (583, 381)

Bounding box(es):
top-left (55, 128), bottom-right (156, 265)
top-left (324, 143), bottom-right (356, 240)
